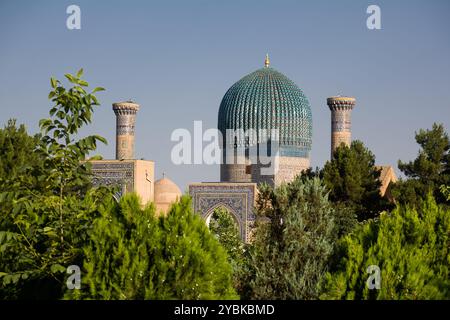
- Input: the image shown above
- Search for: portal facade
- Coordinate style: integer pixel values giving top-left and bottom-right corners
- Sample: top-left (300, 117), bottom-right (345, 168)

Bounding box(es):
top-left (189, 183), bottom-right (257, 243)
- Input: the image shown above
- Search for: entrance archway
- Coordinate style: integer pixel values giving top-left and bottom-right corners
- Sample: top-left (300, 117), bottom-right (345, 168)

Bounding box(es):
top-left (205, 203), bottom-right (242, 238)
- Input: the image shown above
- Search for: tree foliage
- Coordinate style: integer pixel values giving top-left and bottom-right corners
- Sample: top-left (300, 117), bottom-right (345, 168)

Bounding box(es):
top-left (209, 207), bottom-right (244, 264)
top-left (240, 177), bottom-right (335, 299)
top-left (321, 195), bottom-right (450, 300)
top-left (0, 69), bottom-right (108, 299)
top-left (1, 69), bottom-right (449, 301)
top-left (441, 185), bottom-right (450, 202)
top-left (393, 123), bottom-right (450, 206)
top-left (0, 120), bottom-right (44, 229)
top-left (67, 194), bottom-right (238, 300)
top-left (209, 207), bottom-right (246, 294)
top-left (322, 140), bottom-right (391, 221)
top-left (0, 119), bottom-right (42, 182)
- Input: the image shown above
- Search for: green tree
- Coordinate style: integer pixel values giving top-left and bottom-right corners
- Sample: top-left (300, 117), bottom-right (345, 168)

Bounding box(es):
top-left (393, 123), bottom-right (450, 206)
top-left (68, 194), bottom-right (238, 300)
top-left (331, 202), bottom-right (358, 238)
top-left (209, 207), bottom-right (243, 263)
top-left (66, 193), bottom-right (160, 299)
top-left (321, 194), bottom-right (450, 300)
top-left (0, 69), bottom-right (109, 299)
top-left (440, 185), bottom-right (450, 202)
top-left (209, 207), bottom-right (245, 294)
top-left (299, 169), bottom-right (358, 237)
top-left (322, 140), bottom-right (391, 221)
top-left (241, 177), bottom-right (335, 299)
top-left (0, 120), bottom-right (44, 230)
top-left (0, 119), bottom-right (42, 182)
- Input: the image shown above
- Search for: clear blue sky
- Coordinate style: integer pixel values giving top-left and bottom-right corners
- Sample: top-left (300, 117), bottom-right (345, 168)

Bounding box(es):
top-left (1, 0), bottom-right (449, 191)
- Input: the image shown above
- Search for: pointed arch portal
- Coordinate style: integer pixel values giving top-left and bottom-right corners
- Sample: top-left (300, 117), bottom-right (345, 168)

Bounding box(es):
top-left (188, 183), bottom-right (257, 243)
top-left (204, 203), bottom-right (242, 235)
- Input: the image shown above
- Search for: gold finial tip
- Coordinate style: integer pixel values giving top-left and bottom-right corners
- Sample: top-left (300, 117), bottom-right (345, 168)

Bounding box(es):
top-left (264, 53), bottom-right (270, 67)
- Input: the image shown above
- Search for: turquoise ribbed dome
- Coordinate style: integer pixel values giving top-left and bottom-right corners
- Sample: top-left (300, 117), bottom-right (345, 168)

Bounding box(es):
top-left (218, 66), bottom-right (312, 157)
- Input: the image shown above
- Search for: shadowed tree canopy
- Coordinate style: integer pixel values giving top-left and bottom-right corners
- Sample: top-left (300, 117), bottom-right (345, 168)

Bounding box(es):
top-left (393, 123), bottom-right (450, 206)
top-left (0, 119), bottom-right (42, 181)
top-left (240, 177), bottom-right (336, 299)
top-left (0, 120), bottom-right (45, 232)
top-left (321, 140), bottom-right (391, 221)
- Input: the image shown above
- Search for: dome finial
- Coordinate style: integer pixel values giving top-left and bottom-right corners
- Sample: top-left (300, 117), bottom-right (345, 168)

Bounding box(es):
top-left (264, 53), bottom-right (270, 67)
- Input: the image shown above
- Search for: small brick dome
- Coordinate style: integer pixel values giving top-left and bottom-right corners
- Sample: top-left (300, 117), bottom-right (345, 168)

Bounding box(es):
top-left (154, 177), bottom-right (182, 215)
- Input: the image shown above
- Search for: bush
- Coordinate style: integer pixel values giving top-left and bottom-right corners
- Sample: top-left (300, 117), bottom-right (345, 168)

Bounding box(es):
top-left (67, 194), bottom-right (238, 300)
top-left (321, 194), bottom-right (450, 300)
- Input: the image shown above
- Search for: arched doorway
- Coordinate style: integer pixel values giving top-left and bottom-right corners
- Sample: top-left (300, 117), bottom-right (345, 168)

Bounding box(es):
top-left (205, 204), bottom-right (242, 240)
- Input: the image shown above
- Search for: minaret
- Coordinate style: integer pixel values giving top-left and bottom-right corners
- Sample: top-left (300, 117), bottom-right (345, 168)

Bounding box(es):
top-left (112, 100), bottom-right (140, 160)
top-left (327, 96), bottom-right (356, 157)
